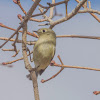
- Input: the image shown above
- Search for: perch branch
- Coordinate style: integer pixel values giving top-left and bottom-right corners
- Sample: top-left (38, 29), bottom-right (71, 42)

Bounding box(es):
top-left (41, 55), bottom-right (65, 83)
top-left (21, 1), bottom-right (41, 100)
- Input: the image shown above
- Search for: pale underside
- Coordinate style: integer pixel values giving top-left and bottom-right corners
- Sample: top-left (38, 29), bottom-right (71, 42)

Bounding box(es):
top-left (33, 40), bottom-right (55, 75)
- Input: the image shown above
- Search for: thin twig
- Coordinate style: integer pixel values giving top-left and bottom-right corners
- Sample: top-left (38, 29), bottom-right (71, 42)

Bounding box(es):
top-left (93, 91), bottom-right (100, 95)
top-left (32, 0), bottom-right (48, 9)
top-left (50, 0), bottom-right (86, 28)
top-left (2, 49), bottom-right (14, 51)
top-left (13, 0), bottom-right (27, 14)
top-left (0, 37), bottom-right (36, 45)
top-left (78, 9), bottom-right (100, 15)
top-left (31, 0), bottom-right (67, 17)
top-left (2, 51), bottom-right (33, 65)
top-left (49, 0), bottom-right (55, 19)
top-left (88, 1), bottom-right (91, 9)
top-left (31, 8), bottom-right (49, 17)
top-left (56, 35), bottom-right (100, 40)
top-left (75, 0), bottom-right (100, 22)
top-left (17, 14), bottom-right (23, 21)
top-left (54, 63), bottom-right (100, 71)
top-left (65, 0), bottom-right (68, 16)
top-left (12, 32), bottom-right (19, 57)
top-left (41, 55), bottom-right (65, 83)
top-left (0, 25), bottom-right (22, 48)
top-left (0, 63), bottom-right (13, 68)
top-left (39, 7), bottom-right (53, 22)
top-left (0, 23), bottom-right (38, 37)
top-left (12, 50), bottom-right (20, 57)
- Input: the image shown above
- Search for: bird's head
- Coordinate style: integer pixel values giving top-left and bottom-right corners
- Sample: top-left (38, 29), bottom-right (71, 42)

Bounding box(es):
top-left (33, 28), bottom-right (56, 37)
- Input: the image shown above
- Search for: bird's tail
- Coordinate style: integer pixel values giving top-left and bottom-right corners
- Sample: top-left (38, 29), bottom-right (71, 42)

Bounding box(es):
top-left (38, 69), bottom-right (45, 75)
top-left (35, 70), bottom-right (38, 77)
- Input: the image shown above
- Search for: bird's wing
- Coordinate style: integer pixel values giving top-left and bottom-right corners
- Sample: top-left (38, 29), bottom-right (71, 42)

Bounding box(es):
top-left (51, 45), bottom-right (56, 61)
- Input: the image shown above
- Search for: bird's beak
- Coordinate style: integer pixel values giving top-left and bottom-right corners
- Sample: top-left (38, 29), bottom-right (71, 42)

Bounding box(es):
top-left (33, 31), bottom-right (38, 33)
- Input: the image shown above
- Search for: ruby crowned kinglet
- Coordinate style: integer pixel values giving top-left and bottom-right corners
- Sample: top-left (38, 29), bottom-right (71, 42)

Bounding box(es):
top-left (32, 28), bottom-right (56, 76)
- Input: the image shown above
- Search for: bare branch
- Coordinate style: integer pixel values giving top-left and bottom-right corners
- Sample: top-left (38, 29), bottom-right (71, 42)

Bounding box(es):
top-left (78, 9), bottom-right (100, 15)
top-left (93, 91), bottom-right (100, 95)
top-left (17, 14), bottom-right (23, 21)
top-left (41, 55), bottom-right (65, 83)
top-left (49, 0), bottom-right (55, 19)
top-left (13, 0), bottom-right (27, 14)
top-left (31, 8), bottom-right (49, 18)
top-left (2, 51), bottom-right (33, 65)
top-left (75, 0), bottom-right (100, 22)
top-left (0, 23), bottom-right (38, 37)
top-left (32, 0), bottom-right (48, 9)
top-left (84, 0), bottom-right (87, 9)
top-left (65, 0), bottom-right (68, 16)
top-left (0, 37), bottom-right (36, 45)
top-left (56, 35), bottom-right (100, 40)
top-left (21, 1), bottom-right (41, 100)
top-left (31, 0), bottom-right (67, 18)
top-left (2, 49), bottom-right (14, 51)
top-left (50, 0), bottom-right (87, 28)
top-left (39, 7), bottom-right (53, 22)
top-left (53, 63), bottom-right (100, 71)
top-left (12, 50), bottom-right (20, 57)
top-left (88, 1), bottom-right (91, 9)
top-left (0, 25), bottom-right (22, 48)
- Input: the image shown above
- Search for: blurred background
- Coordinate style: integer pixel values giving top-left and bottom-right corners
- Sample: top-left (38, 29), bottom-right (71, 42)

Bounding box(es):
top-left (0, 0), bottom-right (100, 100)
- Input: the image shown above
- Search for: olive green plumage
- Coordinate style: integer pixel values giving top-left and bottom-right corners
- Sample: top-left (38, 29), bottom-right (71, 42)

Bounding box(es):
top-left (32, 28), bottom-right (56, 76)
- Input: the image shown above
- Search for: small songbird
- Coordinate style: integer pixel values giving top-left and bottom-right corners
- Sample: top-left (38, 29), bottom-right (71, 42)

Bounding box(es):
top-left (32, 28), bottom-right (56, 76)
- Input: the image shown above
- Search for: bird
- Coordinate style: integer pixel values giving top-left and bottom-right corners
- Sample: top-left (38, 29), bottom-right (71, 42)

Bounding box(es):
top-left (32, 28), bottom-right (56, 76)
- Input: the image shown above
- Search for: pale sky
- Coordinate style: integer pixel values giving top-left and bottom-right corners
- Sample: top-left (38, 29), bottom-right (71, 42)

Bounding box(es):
top-left (0, 0), bottom-right (100, 100)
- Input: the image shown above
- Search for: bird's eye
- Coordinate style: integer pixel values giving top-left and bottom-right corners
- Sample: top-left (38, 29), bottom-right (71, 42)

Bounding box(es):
top-left (43, 30), bottom-right (45, 32)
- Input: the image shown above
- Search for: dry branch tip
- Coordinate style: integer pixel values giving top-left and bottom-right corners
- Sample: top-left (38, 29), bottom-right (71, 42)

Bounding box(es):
top-left (50, 60), bottom-right (56, 66)
top-left (17, 14), bottom-right (23, 20)
top-left (13, 0), bottom-right (18, 4)
top-left (93, 91), bottom-right (100, 95)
